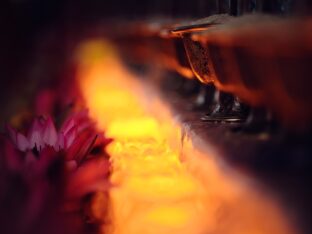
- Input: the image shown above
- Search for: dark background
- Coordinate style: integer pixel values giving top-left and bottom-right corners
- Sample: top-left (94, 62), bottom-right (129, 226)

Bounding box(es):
top-left (0, 0), bottom-right (311, 125)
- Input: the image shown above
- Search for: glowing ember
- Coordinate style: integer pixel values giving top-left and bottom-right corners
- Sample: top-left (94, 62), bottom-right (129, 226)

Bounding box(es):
top-left (77, 40), bottom-right (296, 234)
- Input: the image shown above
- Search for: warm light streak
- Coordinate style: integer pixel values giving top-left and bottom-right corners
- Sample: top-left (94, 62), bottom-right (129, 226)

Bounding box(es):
top-left (77, 40), bottom-right (296, 234)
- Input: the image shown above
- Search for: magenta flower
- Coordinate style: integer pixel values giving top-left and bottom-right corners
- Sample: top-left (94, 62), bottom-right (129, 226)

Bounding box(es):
top-left (0, 136), bottom-right (67, 234)
top-left (7, 110), bottom-right (112, 155)
top-left (7, 115), bottom-right (77, 153)
top-left (6, 110), bottom-right (112, 198)
top-left (1, 110), bottom-right (112, 234)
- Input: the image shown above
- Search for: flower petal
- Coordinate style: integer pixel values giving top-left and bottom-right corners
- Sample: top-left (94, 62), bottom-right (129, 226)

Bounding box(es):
top-left (42, 117), bottom-right (58, 148)
top-left (66, 158), bottom-right (110, 199)
top-left (6, 125), bottom-right (29, 151)
top-left (60, 118), bottom-right (75, 136)
top-left (28, 118), bottom-right (45, 150)
top-left (55, 132), bottom-right (65, 151)
top-left (16, 133), bottom-right (29, 151)
top-left (63, 125), bottom-right (77, 149)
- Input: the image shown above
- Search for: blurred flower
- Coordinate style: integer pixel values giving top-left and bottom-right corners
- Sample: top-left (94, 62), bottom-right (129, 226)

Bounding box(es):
top-left (0, 136), bottom-right (66, 234)
top-left (1, 110), bottom-right (112, 234)
top-left (7, 110), bottom-right (112, 156)
top-left (7, 116), bottom-right (59, 152)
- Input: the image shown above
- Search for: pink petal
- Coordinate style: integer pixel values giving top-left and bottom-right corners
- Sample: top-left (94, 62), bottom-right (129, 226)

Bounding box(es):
top-left (65, 127), bottom-right (94, 161)
top-left (6, 125), bottom-right (29, 151)
top-left (76, 121), bottom-right (93, 134)
top-left (63, 125), bottom-right (77, 149)
top-left (42, 117), bottom-right (58, 147)
top-left (67, 132), bottom-right (96, 163)
top-left (60, 118), bottom-right (75, 135)
top-left (28, 118), bottom-right (45, 150)
top-left (16, 132), bottom-right (29, 151)
top-left (55, 132), bottom-right (65, 151)
top-left (62, 109), bottom-right (92, 134)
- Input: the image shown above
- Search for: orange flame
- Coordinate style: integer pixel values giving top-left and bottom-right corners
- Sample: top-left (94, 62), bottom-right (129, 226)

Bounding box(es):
top-left (77, 40), bottom-right (297, 234)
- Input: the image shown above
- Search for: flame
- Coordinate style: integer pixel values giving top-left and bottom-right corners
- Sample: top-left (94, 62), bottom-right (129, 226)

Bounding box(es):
top-left (77, 40), bottom-right (296, 234)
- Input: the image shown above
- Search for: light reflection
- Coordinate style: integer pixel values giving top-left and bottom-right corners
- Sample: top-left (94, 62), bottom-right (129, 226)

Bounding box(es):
top-left (77, 40), bottom-right (296, 234)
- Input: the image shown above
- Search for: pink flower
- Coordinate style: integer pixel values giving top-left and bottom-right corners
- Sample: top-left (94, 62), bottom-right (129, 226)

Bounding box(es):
top-left (0, 137), bottom-right (67, 234)
top-left (7, 116), bottom-right (73, 152)
top-left (1, 111), bottom-right (112, 234)
top-left (6, 110), bottom-right (112, 197)
top-left (7, 110), bottom-right (112, 156)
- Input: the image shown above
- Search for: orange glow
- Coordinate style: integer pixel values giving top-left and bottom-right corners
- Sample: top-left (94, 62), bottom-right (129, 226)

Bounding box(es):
top-left (77, 40), bottom-right (297, 234)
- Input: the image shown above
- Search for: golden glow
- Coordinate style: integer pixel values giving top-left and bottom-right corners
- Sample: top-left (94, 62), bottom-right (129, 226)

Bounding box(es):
top-left (77, 39), bottom-right (296, 234)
